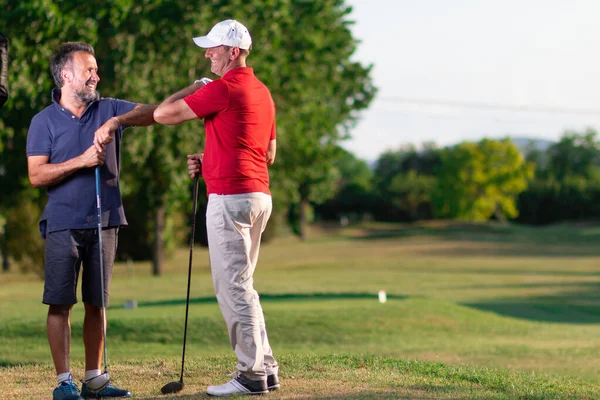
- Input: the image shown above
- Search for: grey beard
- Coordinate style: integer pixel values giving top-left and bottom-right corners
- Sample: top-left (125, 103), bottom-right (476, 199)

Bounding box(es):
top-left (74, 88), bottom-right (98, 105)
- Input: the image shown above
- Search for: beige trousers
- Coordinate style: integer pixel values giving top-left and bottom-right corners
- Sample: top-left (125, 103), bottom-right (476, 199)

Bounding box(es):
top-left (206, 193), bottom-right (278, 380)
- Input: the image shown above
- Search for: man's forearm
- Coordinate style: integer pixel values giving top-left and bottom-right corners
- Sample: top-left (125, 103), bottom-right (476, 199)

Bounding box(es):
top-left (117, 104), bottom-right (157, 127)
top-left (30, 158), bottom-right (83, 188)
top-left (162, 83), bottom-right (202, 105)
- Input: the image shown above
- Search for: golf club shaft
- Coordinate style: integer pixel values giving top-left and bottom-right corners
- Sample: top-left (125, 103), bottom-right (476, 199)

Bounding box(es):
top-left (180, 177), bottom-right (199, 381)
top-left (95, 166), bottom-right (109, 372)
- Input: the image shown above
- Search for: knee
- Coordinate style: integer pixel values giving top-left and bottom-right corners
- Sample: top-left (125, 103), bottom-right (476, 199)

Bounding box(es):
top-left (48, 304), bottom-right (72, 317)
top-left (83, 303), bottom-right (102, 316)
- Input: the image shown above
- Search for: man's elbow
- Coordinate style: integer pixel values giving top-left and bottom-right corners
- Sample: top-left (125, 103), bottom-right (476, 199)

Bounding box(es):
top-left (28, 174), bottom-right (43, 188)
top-left (153, 107), bottom-right (173, 125)
top-left (153, 106), bottom-right (182, 125)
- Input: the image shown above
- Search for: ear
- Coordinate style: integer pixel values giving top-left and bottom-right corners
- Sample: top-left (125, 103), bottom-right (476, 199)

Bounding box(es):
top-left (62, 68), bottom-right (73, 84)
top-left (230, 47), bottom-right (240, 60)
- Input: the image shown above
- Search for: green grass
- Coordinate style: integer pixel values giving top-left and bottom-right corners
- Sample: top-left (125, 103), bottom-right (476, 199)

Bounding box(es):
top-left (1, 221), bottom-right (600, 398)
top-left (2, 354), bottom-right (598, 399)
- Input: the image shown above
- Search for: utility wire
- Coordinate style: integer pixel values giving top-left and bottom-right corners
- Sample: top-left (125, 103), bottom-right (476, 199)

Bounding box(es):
top-left (378, 96), bottom-right (600, 116)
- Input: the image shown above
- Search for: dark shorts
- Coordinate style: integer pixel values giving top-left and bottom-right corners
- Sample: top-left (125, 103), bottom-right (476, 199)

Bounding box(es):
top-left (43, 227), bottom-right (118, 307)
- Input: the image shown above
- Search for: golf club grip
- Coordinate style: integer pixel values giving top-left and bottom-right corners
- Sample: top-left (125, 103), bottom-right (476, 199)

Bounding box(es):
top-left (180, 177), bottom-right (199, 380)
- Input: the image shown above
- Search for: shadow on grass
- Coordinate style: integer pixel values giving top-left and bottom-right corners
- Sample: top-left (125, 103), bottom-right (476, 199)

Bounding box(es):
top-left (464, 286), bottom-right (600, 324)
top-left (455, 281), bottom-right (600, 290)
top-left (0, 361), bottom-right (47, 368)
top-left (111, 292), bottom-right (410, 309)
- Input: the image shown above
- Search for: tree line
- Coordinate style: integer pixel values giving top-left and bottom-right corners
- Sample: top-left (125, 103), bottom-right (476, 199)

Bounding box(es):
top-left (317, 129), bottom-right (600, 228)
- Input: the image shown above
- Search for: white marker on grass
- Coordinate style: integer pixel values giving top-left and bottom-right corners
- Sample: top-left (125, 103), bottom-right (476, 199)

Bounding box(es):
top-left (378, 290), bottom-right (387, 303)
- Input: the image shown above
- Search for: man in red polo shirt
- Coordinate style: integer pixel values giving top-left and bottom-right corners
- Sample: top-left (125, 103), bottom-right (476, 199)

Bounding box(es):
top-left (153, 19), bottom-right (279, 397)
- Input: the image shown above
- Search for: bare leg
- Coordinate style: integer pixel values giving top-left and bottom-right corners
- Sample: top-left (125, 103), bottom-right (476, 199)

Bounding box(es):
top-left (83, 303), bottom-right (103, 371)
top-left (47, 305), bottom-right (73, 375)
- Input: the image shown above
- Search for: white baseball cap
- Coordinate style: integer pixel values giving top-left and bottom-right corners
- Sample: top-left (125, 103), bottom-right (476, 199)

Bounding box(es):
top-left (193, 20), bottom-right (252, 50)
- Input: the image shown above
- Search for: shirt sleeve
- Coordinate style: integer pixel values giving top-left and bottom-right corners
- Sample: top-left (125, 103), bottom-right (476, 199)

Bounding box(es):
top-left (111, 98), bottom-right (137, 126)
top-left (26, 114), bottom-right (52, 157)
top-left (183, 79), bottom-right (229, 119)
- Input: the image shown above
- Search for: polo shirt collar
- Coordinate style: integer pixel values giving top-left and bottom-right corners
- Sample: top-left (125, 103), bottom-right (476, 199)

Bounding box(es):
top-left (51, 87), bottom-right (100, 117)
top-left (222, 67), bottom-right (253, 80)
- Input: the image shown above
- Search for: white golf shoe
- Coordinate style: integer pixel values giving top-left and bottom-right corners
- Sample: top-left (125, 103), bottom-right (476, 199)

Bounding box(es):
top-left (206, 372), bottom-right (268, 397)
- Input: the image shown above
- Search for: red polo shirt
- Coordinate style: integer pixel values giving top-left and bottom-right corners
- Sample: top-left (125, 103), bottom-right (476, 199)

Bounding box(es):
top-left (183, 67), bottom-right (276, 195)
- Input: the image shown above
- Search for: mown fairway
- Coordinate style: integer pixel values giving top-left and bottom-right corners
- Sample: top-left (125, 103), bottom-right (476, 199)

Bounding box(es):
top-left (1, 222), bottom-right (599, 399)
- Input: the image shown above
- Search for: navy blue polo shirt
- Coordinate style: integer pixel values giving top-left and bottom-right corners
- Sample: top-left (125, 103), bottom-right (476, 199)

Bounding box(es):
top-left (26, 88), bottom-right (137, 238)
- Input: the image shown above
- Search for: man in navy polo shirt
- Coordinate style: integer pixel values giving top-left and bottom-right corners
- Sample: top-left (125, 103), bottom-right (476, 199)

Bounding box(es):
top-left (26, 42), bottom-right (156, 400)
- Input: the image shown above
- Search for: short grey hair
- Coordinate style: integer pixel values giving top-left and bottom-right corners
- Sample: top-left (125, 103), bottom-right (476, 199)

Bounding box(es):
top-left (50, 42), bottom-right (95, 87)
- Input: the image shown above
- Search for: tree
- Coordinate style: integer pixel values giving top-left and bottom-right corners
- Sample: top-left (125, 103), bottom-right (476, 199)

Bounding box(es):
top-left (517, 129), bottom-right (600, 225)
top-left (433, 138), bottom-right (534, 221)
top-left (388, 171), bottom-right (437, 221)
top-left (314, 147), bottom-right (374, 222)
top-left (1, 0), bottom-right (376, 275)
top-left (0, 1), bottom-right (87, 273)
top-left (546, 129), bottom-right (600, 181)
top-left (267, 0), bottom-right (377, 239)
top-left (372, 143), bottom-right (441, 221)
top-left (1, 0), bottom-right (207, 275)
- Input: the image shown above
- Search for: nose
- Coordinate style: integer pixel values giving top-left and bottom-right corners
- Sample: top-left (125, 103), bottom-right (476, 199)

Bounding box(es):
top-left (205, 49), bottom-right (211, 58)
top-left (92, 71), bottom-right (100, 82)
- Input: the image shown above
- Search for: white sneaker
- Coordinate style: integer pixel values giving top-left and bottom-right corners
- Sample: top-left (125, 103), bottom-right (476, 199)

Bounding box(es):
top-left (206, 372), bottom-right (268, 397)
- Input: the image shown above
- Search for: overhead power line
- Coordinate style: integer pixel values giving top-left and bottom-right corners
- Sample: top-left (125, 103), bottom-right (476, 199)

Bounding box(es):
top-left (378, 96), bottom-right (600, 116)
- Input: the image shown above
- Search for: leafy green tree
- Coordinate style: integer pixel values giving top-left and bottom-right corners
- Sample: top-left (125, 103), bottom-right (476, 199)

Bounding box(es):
top-left (433, 138), bottom-right (534, 221)
top-left (1, 0), bottom-right (375, 275)
top-left (268, 0), bottom-right (376, 239)
top-left (334, 148), bottom-right (373, 191)
top-left (517, 129), bottom-right (600, 225)
top-left (0, 1), bottom-right (89, 272)
top-left (388, 171), bottom-right (437, 221)
top-left (2, 0), bottom-right (207, 275)
top-left (372, 143), bottom-right (441, 221)
top-left (374, 142), bottom-right (441, 185)
top-left (545, 129), bottom-right (600, 181)
top-left (3, 199), bottom-right (46, 277)
top-left (314, 147), bottom-right (374, 221)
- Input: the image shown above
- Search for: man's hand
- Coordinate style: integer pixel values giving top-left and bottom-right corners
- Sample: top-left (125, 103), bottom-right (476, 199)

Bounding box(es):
top-left (187, 153), bottom-right (203, 178)
top-left (266, 139), bottom-right (276, 166)
top-left (93, 117), bottom-right (120, 152)
top-left (194, 77), bottom-right (213, 86)
top-left (80, 145), bottom-right (106, 168)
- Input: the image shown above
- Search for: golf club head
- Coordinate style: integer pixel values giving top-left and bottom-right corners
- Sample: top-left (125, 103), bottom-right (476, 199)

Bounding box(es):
top-left (85, 372), bottom-right (110, 392)
top-left (161, 380), bottom-right (184, 394)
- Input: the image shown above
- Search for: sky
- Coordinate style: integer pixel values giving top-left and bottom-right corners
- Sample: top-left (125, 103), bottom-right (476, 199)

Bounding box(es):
top-left (343, 0), bottom-right (600, 161)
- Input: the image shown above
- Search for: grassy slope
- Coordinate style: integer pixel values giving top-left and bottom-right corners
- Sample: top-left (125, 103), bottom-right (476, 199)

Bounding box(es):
top-left (1, 221), bottom-right (599, 398)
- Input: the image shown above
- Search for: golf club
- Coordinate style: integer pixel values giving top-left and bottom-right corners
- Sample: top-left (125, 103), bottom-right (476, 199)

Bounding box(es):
top-left (161, 176), bottom-right (200, 394)
top-left (86, 166), bottom-right (111, 392)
